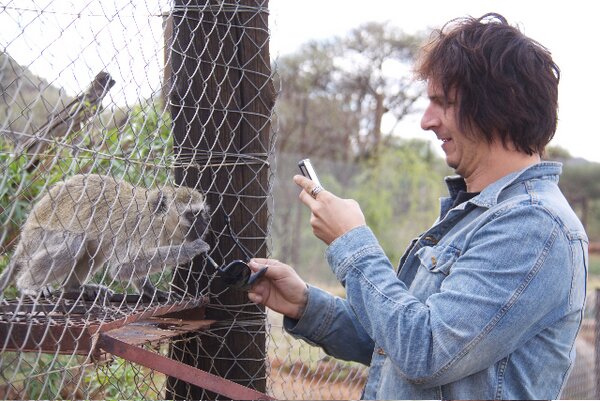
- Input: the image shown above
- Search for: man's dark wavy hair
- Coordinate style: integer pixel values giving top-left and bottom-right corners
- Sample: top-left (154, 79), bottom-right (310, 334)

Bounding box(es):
top-left (415, 13), bottom-right (560, 155)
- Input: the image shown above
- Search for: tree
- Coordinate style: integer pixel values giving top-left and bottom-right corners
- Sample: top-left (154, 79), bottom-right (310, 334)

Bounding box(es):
top-left (274, 40), bottom-right (359, 162)
top-left (559, 161), bottom-right (600, 230)
top-left (544, 145), bottom-right (572, 161)
top-left (271, 23), bottom-right (429, 275)
top-left (544, 145), bottom-right (600, 232)
top-left (274, 22), bottom-right (424, 163)
top-left (349, 139), bottom-right (447, 264)
top-left (337, 22), bottom-right (423, 158)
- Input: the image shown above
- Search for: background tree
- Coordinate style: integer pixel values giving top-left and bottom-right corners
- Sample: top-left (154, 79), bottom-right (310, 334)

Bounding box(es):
top-left (274, 40), bottom-right (358, 163)
top-left (545, 145), bottom-right (600, 237)
top-left (274, 22), bottom-right (425, 164)
top-left (272, 23), bottom-right (429, 272)
top-left (337, 22), bottom-right (423, 158)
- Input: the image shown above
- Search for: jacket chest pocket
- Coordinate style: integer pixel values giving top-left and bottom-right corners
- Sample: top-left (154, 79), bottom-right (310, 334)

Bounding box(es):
top-left (411, 245), bottom-right (460, 301)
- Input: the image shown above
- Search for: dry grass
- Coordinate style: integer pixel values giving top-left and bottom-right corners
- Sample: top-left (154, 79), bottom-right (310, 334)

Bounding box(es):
top-left (268, 357), bottom-right (365, 400)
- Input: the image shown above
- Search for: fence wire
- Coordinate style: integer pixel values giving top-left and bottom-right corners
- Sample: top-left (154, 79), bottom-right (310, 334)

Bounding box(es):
top-left (0, 0), bottom-right (279, 399)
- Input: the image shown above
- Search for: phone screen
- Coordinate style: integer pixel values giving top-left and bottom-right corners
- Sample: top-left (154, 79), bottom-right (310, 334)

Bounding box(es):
top-left (298, 159), bottom-right (322, 187)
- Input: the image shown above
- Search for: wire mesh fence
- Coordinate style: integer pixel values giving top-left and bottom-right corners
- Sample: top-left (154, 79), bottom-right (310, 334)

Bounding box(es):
top-left (0, 1), bottom-right (597, 400)
top-left (1, 0), bottom-right (274, 399)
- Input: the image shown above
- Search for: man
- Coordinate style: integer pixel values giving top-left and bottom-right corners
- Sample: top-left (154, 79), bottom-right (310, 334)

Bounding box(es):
top-left (248, 13), bottom-right (588, 399)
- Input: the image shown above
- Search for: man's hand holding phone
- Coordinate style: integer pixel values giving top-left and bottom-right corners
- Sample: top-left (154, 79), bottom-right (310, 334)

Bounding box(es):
top-left (295, 159), bottom-right (365, 245)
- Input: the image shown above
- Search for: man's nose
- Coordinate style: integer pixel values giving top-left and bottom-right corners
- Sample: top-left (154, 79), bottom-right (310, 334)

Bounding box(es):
top-left (420, 105), bottom-right (440, 131)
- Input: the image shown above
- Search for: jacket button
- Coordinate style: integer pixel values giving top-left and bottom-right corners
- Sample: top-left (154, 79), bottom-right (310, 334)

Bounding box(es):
top-left (377, 347), bottom-right (386, 355)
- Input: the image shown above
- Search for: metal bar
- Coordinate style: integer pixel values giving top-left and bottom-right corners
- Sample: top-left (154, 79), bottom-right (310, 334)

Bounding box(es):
top-left (97, 298), bottom-right (208, 333)
top-left (97, 332), bottom-right (275, 400)
top-left (0, 298), bottom-right (208, 354)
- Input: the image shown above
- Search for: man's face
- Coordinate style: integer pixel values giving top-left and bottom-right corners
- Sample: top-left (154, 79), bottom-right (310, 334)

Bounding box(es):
top-left (420, 80), bottom-right (490, 179)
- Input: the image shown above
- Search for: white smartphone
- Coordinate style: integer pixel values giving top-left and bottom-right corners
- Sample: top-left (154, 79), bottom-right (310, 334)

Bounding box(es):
top-left (298, 159), bottom-right (322, 187)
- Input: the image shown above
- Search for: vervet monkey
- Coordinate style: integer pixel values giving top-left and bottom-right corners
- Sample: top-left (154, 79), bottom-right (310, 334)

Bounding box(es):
top-left (0, 174), bottom-right (210, 301)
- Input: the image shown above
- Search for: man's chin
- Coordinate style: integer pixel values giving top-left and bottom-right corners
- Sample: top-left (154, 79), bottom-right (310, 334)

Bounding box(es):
top-left (445, 161), bottom-right (465, 177)
top-left (445, 158), bottom-right (459, 171)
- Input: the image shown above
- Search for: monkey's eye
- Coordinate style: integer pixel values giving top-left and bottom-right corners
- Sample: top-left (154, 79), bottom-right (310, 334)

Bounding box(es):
top-left (185, 209), bottom-right (204, 223)
top-left (184, 209), bottom-right (208, 240)
top-left (184, 210), bottom-right (194, 223)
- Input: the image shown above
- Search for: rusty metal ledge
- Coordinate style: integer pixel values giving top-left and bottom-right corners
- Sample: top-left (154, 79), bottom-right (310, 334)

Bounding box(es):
top-left (102, 317), bottom-right (215, 345)
top-left (0, 296), bottom-right (208, 355)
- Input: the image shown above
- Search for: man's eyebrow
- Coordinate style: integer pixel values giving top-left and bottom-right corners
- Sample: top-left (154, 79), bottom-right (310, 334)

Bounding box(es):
top-left (429, 94), bottom-right (456, 105)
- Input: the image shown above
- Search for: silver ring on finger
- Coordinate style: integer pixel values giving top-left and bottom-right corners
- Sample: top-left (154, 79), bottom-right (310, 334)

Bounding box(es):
top-left (310, 185), bottom-right (324, 199)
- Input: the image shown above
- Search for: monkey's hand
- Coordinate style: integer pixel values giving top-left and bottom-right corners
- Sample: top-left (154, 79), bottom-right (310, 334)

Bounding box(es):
top-left (150, 288), bottom-right (176, 303)
top-left (118, 238), bottom-right (210, 278)
top-left (168, 238), bottom-right (211, 265)
top-left (40, 286), bottom-right (57, 299)
top-left (181, 238), bottom-right (211, 262)
top-left (80, 283), bottom-right (115, 302)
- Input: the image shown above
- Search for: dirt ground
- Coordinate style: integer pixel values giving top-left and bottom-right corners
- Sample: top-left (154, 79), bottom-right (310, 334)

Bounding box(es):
top-left (268, 359), bottom-right (365, 400)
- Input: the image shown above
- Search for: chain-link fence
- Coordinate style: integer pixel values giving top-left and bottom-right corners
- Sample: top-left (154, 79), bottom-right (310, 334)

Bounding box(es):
top-left (1, 0), bottom-right (274, 399)
top-left (556, 288), bottom-right (597, 399)
top-left (0, 1), bottom-right (597, 400)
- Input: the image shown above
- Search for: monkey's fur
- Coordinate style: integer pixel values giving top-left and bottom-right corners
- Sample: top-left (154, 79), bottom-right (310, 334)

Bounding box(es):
top-left (0, 174), bottom-right (210, 301)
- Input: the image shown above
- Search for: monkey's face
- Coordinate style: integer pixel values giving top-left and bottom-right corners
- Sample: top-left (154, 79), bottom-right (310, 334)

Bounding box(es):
top-left (173, 189), bottom-right (209, 241)
top-left (168, 188), bottom-right (210, 243)
top-left (184, 206), bottom-right (209, 241)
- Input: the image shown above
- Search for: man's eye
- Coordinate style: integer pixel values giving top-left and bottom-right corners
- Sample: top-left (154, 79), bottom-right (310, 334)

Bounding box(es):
top-left (430, 97), bottom-right (446, 106)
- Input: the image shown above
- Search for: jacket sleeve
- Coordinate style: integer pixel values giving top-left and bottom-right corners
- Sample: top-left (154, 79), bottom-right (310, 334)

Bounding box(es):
top-left (283, 284), bottom-right (375, 366)
top-left (325, 205), bottom-right (586, 387)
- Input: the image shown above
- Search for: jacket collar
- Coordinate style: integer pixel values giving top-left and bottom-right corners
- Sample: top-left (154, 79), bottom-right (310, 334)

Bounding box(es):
top-left (444, 161), bottom-right (563, 209)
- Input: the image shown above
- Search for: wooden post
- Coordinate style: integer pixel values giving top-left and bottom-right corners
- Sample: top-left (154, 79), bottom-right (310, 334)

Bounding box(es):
top-left (165, 1), bottom-right (275, 399)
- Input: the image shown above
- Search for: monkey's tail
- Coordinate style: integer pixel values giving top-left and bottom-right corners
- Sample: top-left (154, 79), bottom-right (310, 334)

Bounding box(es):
top-left (0, 260), bottom-right (19, 295)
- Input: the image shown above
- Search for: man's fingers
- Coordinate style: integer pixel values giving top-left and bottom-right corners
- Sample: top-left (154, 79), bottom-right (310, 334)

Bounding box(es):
top-left (298, 188), bottom-right (318, 207)
top-left (293, 174), bottom-right (326, 206)
top-left (248, 258), bottom-right (268, 272)
top-left (249, 258), bottom-right (275, 268)
top-left (247, 292), bottom-right (263, 304)
top-left (293, 174), bottom-right (317, 193)
top-left (249, 259), bottom-right (287, 279)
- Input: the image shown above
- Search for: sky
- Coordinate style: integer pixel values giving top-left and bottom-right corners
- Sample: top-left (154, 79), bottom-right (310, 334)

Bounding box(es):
top-left (269, 0), bottom-right (600, 163)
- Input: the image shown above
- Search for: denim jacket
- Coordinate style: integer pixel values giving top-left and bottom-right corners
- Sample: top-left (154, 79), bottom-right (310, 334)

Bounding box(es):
top-left (285, 162), bottom-right (588, 400)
